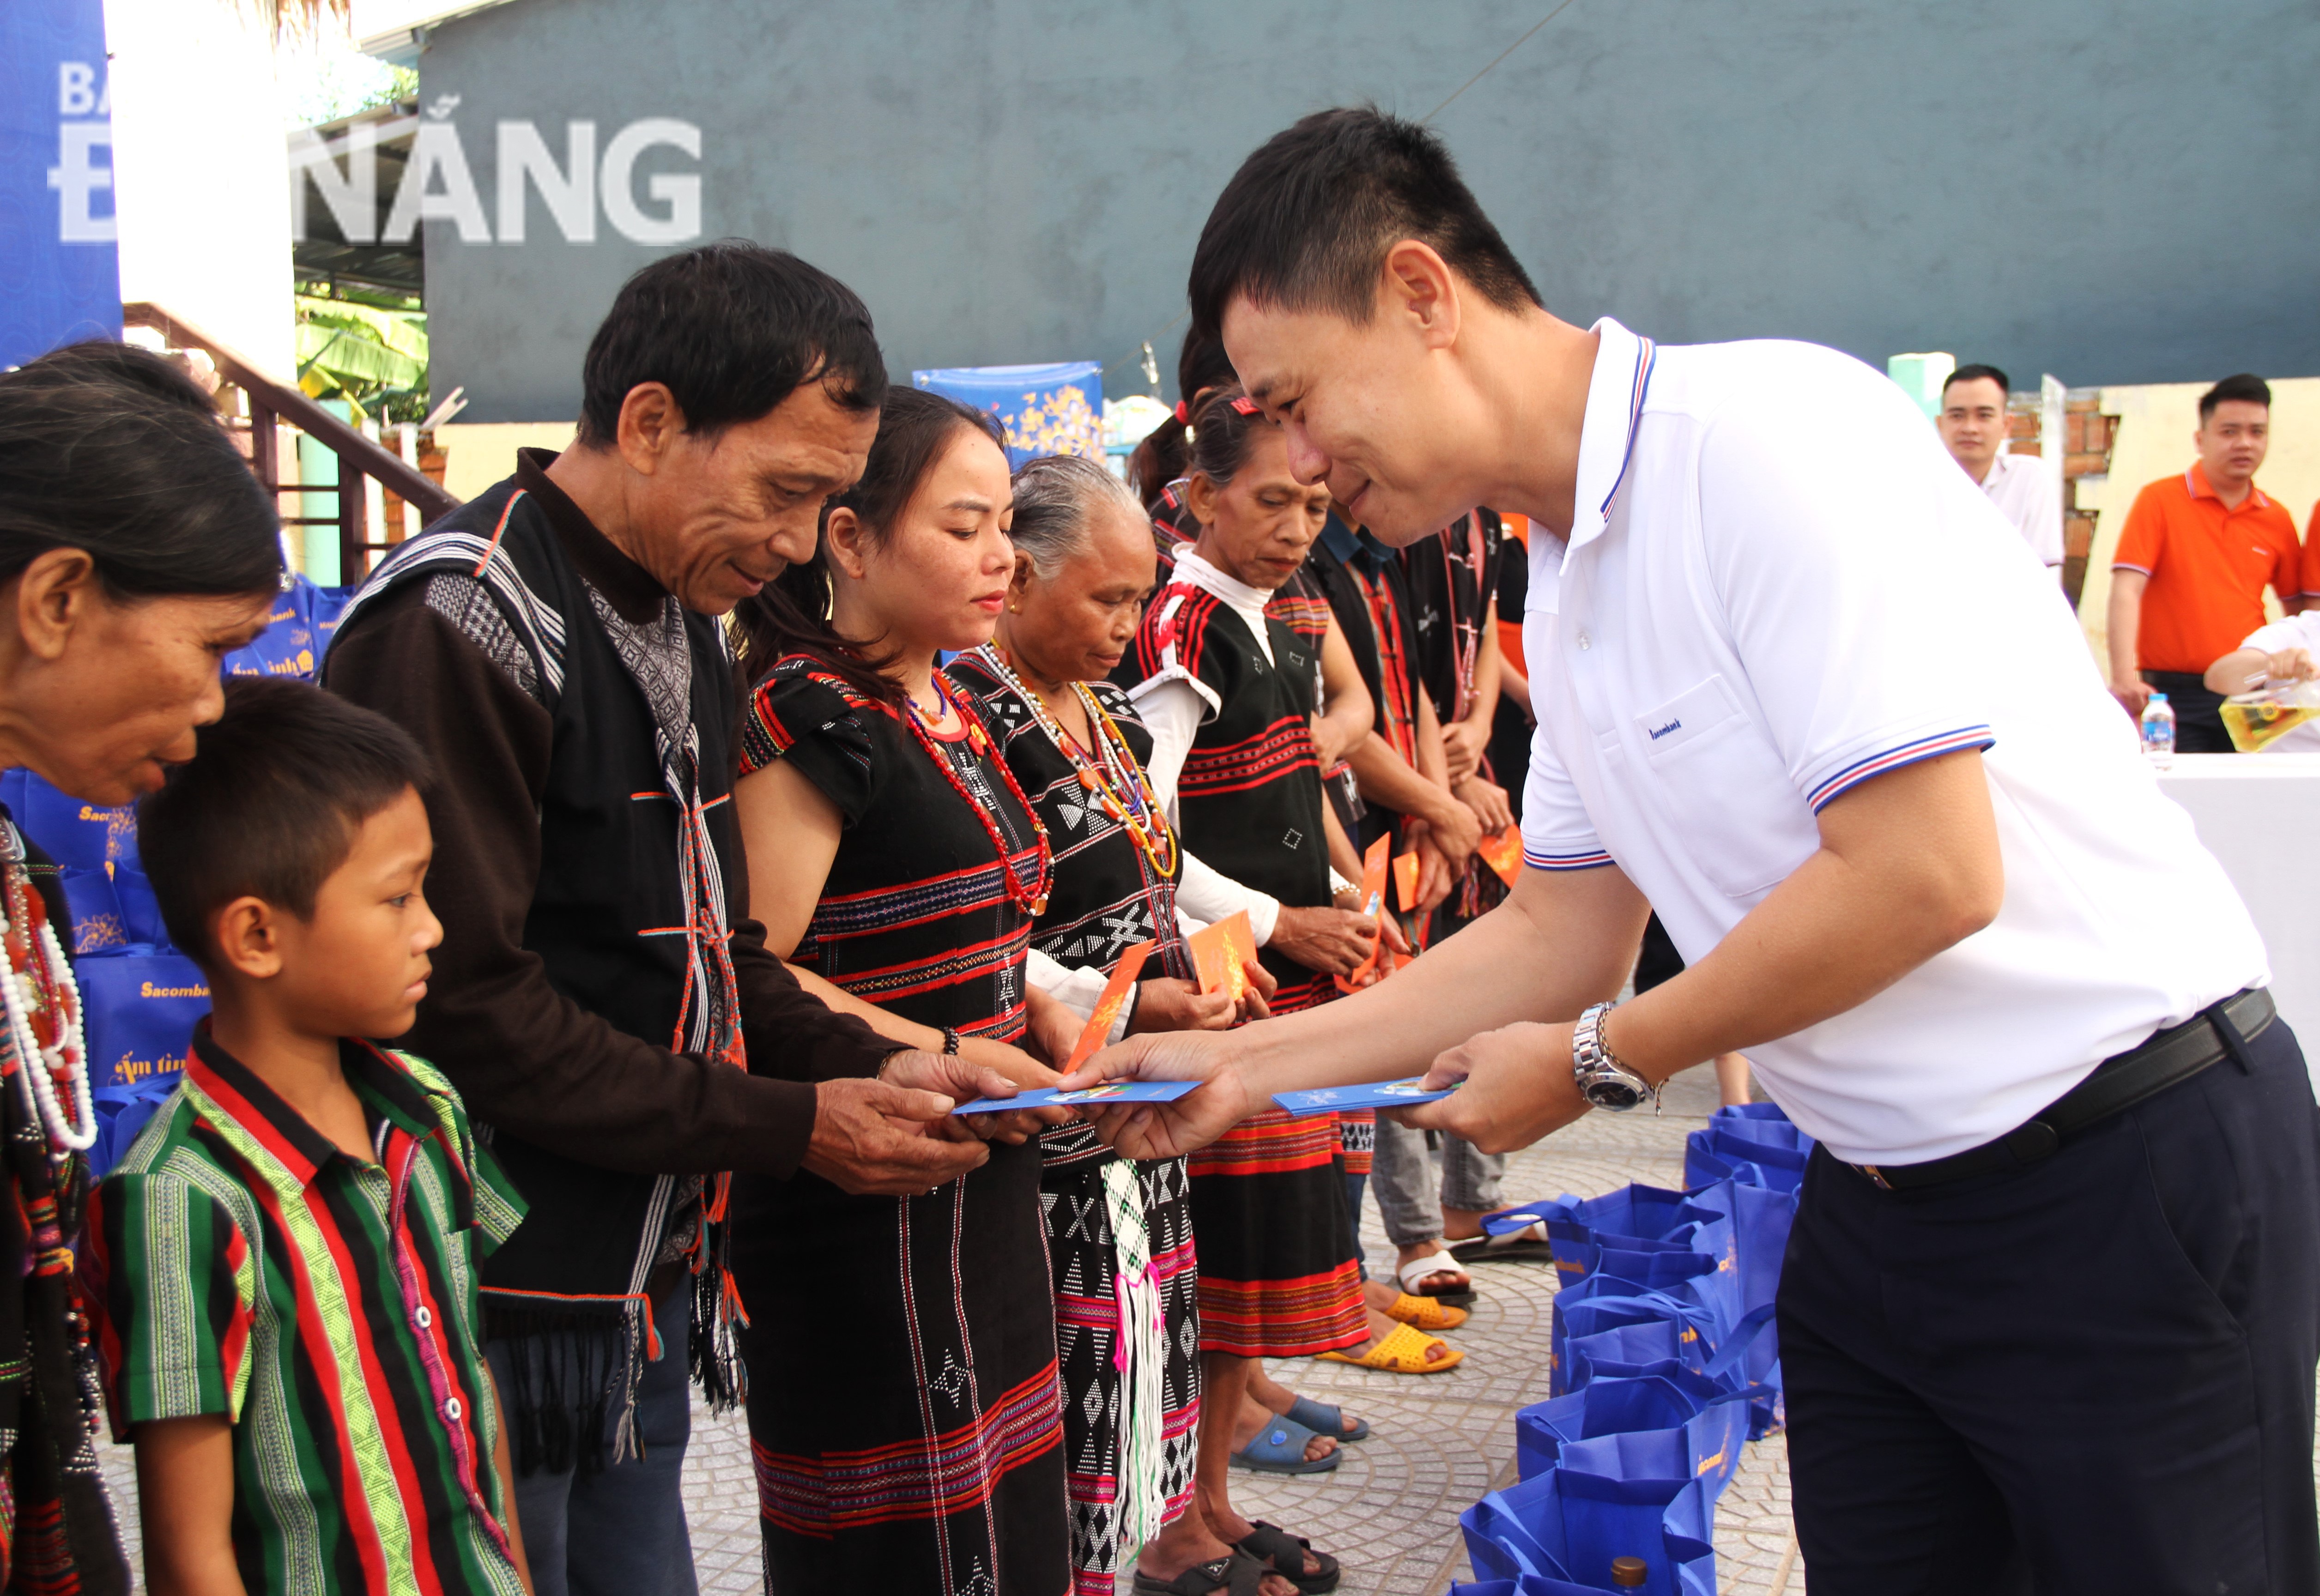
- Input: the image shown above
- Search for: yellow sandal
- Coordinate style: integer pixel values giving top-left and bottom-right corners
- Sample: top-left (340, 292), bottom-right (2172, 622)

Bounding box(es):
top-left (1384, 1291), bottom-right (1469, 1332)
top-left (1318, 1320), bottom-right (1465, 1374)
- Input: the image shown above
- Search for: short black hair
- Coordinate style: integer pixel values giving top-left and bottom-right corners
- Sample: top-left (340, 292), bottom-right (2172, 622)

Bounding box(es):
top-left (0, 339), bottom-right (283, 598)
top-left (1942, 364), bottom-right (2010, 400)
top-left (2200, 373), bottom-right (2271, 423)
top-left (138, 678), bottom-right (432, 968)
top-left (575, 241), bottom-right (887, 447)
top-left (1188, 106), bottom-right (1542, 349)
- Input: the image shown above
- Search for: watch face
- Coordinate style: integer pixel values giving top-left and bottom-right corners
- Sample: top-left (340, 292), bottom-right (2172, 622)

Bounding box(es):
top-left (1583, 1071), bottom-right (1649, 1111)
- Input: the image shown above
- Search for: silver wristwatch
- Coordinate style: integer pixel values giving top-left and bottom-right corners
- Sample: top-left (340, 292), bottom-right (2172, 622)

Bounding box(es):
top-left (1572, 1001), bottom-right (1659, 1113)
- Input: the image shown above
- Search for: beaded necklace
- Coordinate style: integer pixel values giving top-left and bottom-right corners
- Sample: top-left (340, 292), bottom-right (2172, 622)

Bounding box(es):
top-left (983, 646), bottom-right (1179, 881)
top-left (901, 670), bottom-right (1054, 916)
top-left (0, 853), bottom-right (94, 1159)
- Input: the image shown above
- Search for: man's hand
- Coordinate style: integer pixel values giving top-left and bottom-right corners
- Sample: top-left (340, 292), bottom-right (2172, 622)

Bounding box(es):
top-left (1424, 790), bottom-right (1483, 866)
top-left (1022, 986), bottom-right (1083, 1069)
top-left (1395, 1020), bottom-right (1590, 1153)
top-left (2267, 647), bottom-right (2317, 683)
top-left (1455, 775), bottom-right (1515, 835)
top-left (1269, 905), bottom-right (1381, 976)
top-left (1058, 1029), bottom-right (1255, 1160)
top-left (2111, 675), bottom-right (2152, 720)
top-left (802, 1074), bottom-right (992, 1192)
top-left (888, 1048), bottom-right (1069, 1146)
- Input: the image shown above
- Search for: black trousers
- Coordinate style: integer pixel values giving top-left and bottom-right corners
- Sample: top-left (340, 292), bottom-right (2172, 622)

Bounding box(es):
top-left (2142, 669), bottom-right (2237, 754)
top-left (1781, 1012), bottom-right (2320, 1594)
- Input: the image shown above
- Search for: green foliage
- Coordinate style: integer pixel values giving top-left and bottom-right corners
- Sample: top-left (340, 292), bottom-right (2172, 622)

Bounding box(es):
top-left (294, 291), bottom-right (429, 423)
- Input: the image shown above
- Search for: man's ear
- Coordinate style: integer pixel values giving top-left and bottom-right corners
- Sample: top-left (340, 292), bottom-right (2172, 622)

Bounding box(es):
top-left (1381, 238), bottom-right (1462, 352)
top-left (615, 383), bottom-right (688, 478)
top-left (13, 548), bottom-right (99, 665)
top-left (210, 896), bottom-right (285, 982)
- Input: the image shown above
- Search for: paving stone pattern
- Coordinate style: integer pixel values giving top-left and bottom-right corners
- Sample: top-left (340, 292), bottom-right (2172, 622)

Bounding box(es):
top-left (90, 1060), bottom-right (2320, 1593)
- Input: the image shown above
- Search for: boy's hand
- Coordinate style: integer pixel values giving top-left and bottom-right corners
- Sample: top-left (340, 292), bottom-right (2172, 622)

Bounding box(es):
top-left (135, 1414), bottom-right (247, 1596)
top-left (804, 1075), bottom-right (990, 1193)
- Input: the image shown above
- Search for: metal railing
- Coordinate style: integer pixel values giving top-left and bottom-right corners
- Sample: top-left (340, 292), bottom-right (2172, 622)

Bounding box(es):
top-left (124, 302), bottom-right (460, 580)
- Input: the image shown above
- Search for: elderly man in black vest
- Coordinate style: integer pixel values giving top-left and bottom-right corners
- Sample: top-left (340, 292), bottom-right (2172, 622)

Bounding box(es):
top-left (325, 245), bottom-right (1009, 1596)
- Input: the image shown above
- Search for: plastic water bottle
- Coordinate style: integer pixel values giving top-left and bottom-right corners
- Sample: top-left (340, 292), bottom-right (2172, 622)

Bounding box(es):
top-left (2141, 692), bottom-right (2176, 769)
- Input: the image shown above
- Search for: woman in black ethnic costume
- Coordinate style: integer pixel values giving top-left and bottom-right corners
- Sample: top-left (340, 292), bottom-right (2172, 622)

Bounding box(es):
top-left (953, 452), bottom-right (1366, 1596)
top-left (1116, 387), bottom-right (1454, 1595)
top-left (726, 389), bottom-right (1077, 1596)
top-left (0, 341), bottom-right (294, 1595)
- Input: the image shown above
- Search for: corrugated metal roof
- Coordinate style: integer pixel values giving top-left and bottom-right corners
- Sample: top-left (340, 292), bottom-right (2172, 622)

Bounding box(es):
top-left (351, 0), bottom-right (521, 64)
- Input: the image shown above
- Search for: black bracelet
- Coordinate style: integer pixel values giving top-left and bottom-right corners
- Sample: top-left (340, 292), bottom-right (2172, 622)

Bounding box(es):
top-left (941, 1027), bottom-right (962, 1055)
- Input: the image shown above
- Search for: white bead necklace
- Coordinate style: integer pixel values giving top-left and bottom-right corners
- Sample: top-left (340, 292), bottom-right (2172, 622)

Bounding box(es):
top-left (0, 872), bottom-right (96, 1158)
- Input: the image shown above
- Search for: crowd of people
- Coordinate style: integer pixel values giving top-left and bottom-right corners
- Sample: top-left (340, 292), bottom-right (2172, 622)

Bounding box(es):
top-left (1936, 358), bottom-right (2320, 756)
top-left (0, 103), bottom-right (2307, 1596)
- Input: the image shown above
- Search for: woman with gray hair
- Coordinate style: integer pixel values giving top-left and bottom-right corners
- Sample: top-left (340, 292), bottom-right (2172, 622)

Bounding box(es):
top-left (948, 453), bottom-right (1385, 1596)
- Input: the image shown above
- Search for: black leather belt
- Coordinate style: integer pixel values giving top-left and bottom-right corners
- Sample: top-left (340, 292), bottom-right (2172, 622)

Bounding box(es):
top-left (1853, 986), bottom-right (2275, 1191)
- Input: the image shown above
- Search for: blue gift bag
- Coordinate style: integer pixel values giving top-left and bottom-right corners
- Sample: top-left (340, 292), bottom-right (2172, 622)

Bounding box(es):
top-left (1551, 1282), bottom-right (1720, 1393)
top-left (14, 773), bottom-right (137, 873)
top-left (58, 866), bottom-right (134, 957)
top-left (1516, 1374), bottom-right (1747, 1487)
top-left (1683, 1104), bottom-right (1815, 1194)
top-left (1487, 1184), bottom-right (1729, 1280)
top-left (224, 580), bottom-right (320, 681)
top-left (309, 583), bottom-right (354, 651)
top-left (78, 955), bottom-right (208, 1090)
top-left (1462, 1467), bottom-right (1716, 1596)
top-left (110, 865), bottom-right (170, 950)
top-left (90, 1069), bottom-right (182, 1178)
top-left (1557, 1402), bottom-right (1749, 1500)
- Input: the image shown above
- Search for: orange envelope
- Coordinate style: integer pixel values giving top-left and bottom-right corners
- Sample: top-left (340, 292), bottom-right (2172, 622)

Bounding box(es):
top-left (1063, 941), bottom-right (1155, 1072)
top-left (1477, 824), bottom-right (1524, 888)
top-left (1392, 850), bottom-right (1422, 912)
top-left (1336, 834), bottom-right (1393, 994)
top-left (1188, 911), bottom-right (1256, 1003)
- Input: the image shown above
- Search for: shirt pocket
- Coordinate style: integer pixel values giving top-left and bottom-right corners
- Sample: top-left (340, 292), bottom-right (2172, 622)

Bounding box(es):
top-left (1635, 674), bottom-right (1814, 898)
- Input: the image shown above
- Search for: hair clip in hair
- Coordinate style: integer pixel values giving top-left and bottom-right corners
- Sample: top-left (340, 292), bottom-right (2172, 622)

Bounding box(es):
top-left (1229, 396), bottom-right (1260, 416)
top-left (1173, 400), bottom-right (1189, 423)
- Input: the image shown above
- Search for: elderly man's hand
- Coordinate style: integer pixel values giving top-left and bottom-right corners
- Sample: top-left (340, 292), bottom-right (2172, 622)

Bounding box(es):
top-left (801, 1075), bottom-right (991, 1194)
top-left (1393, 1021), bottom-right (1592, 1154)
top-left (888, 1048), bottom-right (1070, 1146)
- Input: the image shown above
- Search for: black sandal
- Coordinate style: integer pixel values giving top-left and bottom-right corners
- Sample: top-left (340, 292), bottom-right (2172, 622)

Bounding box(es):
top-left (1131, 1552), bottom-right (1268, 1595)
top-left (1235, 1521), bottom-right (1342, 1595)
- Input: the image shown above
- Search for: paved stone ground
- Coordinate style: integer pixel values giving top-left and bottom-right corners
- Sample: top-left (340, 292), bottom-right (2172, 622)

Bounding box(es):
top-left (86, 1062), bottom-right (2317, 1594)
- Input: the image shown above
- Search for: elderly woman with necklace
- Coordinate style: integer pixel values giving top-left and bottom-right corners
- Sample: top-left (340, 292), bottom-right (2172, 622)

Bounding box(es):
top-left (0, 341), bottom-right (286, 1592)
top-left (949, 454), bottom-right (1386, 1596)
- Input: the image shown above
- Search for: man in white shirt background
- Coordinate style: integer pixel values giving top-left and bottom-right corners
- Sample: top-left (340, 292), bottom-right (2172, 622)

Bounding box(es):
top-left (1069, 106), bottom-right (2320, 1593)
top-left (1936, 363), bottom-right (2064, 573)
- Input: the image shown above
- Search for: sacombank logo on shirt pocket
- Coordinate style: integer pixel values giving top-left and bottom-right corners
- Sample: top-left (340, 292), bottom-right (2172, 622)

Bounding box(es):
top-left (1634, 676), bottom-right (1743, 758)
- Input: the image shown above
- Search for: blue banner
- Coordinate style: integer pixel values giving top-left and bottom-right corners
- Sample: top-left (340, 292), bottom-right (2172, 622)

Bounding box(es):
top-left (912, 362), bottom-right (1104, 469)
top-left (0, 0), bottom-right (120, 369)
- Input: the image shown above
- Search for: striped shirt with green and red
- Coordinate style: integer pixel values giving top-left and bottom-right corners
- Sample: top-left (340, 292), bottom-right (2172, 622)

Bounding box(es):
top-left (81, 1028), bottom-right (528, 1596)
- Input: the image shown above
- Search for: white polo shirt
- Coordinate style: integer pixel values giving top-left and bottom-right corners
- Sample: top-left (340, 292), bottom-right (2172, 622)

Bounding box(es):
top-left (1520, 320), bottom-right (2266, 1166)
top-left (1975, 448), bottom-right (2065, 569)
top-left (2230, 612), bottom-right (2320, 753)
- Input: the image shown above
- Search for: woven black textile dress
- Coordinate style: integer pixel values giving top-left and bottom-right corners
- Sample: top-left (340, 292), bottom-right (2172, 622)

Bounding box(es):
top-left (1120, 585), bottom-right (1364, 1360)
top-left (730, 656), bottom-right (1066, 1596)
top-left (1401, 510), bottom-right (1513, 926)
top-left (947, 647), bottom-right (1200, 1596)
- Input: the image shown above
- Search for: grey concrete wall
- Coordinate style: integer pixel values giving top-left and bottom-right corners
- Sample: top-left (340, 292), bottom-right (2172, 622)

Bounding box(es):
top-left (414, 0), bottom-right (2320, 423)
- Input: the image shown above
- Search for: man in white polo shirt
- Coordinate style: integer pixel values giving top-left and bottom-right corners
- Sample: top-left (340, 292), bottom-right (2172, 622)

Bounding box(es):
top-left (1936, 362), bottom-right (2064, 574)
top-left (1067, 108), bottom-right (2320, 1593)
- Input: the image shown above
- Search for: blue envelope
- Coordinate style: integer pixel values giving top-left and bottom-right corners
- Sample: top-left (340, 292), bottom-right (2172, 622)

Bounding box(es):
top-left (1272, 1076), bottom-right (1460, 1116)
top-left (950, 1079), bottom-right (1199, 1116)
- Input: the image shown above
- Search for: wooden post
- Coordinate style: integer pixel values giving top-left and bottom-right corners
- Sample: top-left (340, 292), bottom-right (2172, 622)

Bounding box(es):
top-left (339, 466), bottom-right (365, 581)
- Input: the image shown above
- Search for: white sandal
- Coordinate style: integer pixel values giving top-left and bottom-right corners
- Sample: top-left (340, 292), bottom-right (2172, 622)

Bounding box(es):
top-left (1396, 1246), bottom-right (1474, 1306)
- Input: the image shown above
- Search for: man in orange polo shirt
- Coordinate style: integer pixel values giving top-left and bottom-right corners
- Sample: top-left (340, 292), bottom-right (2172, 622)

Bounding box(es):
top-left (2108, 373), bottom-right (2302, 751)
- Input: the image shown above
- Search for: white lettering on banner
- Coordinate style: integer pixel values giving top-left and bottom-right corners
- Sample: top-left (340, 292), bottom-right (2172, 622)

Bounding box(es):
top-left (497, 120), bottom-right (596, 243)
top-left (47, 121), bottom-right (114, 243)
top-left (384, 116), bottom-right (491, 243)
top-left (290, 113), bottom-right (702, 248)
top-left (600, 118), bottom-right (700, 245)
top-left (57, 61), bottom-right (105, 116)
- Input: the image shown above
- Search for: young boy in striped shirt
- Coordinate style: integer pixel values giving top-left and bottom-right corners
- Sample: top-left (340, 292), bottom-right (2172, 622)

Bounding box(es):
top-left (81, 677), bottom-right (533, 1595)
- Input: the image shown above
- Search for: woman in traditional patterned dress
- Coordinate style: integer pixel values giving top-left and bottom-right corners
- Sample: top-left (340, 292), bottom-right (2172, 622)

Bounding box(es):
top-left (727, 388), bottom-right (1078, 1596)
top-left (949, 454), bottom-right (1382, 1596)
top-left (0, 341), bottom-right (291, 1593)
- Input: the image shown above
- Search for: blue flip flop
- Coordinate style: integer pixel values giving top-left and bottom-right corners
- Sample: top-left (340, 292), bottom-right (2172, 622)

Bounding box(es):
top-left (1230, 1415), bottom-right (1341, 1474)
top-left (1285, 1395), bottom-right (1370, 1444)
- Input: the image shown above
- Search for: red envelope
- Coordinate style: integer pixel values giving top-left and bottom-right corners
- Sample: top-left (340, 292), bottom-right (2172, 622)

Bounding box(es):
top-left (1188, 911), bottom-right (1256, 1003)
top-left (1063, 941), bottom-right (1155, 1072)
top-left (1336, 835), bottom-right (1393, 994)
top-left (1477, 824), bottom-right (1524, 888)
top-left (1392, 850), bottom-right (1422, 912)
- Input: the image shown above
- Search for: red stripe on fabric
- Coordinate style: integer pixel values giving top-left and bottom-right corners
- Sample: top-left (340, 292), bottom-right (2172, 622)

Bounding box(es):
top-left (187, 1056), bottom-right (318, 1186)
